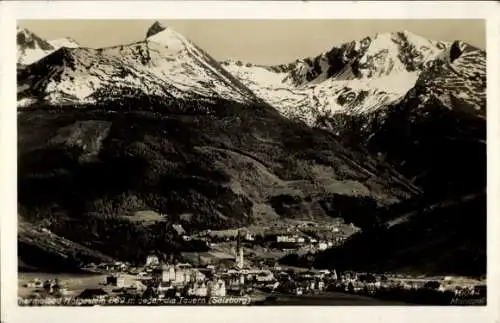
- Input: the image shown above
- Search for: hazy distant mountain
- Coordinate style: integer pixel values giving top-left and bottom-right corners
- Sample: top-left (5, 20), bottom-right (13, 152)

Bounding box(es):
top-left (17, 27), bottom-right (56, 65)
top-left (48, 37), bottom-right (80, 49)
top-left (17, 28), bottom-right (81, 66)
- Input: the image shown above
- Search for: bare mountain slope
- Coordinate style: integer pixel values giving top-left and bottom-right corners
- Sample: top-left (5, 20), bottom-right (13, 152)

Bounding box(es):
top-left (18, 99), bottom-right (419, 264)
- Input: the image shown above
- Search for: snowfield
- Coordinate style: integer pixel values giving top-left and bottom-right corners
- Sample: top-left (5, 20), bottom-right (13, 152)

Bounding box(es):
top-left (222, 30), bottom-right (484, 126)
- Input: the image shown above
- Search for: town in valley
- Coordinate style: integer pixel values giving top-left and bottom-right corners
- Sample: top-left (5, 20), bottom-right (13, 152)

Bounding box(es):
top-left (16, 18), bottom-right (487, 307)
top-left (19, 224), bottom-right (486, 306)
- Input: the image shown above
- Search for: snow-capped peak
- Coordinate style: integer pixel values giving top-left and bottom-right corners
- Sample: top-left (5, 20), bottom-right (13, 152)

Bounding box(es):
top-left (223, 30), bottom-right (477, 126)
top-left (145, 21), bottom-right (167, 38)
top-left (18, 21), bottom-right (260, 107)
top-left (49, 37), bottom-right (80, 49)
top-left (145, 22), bottom-right (192, 55)
top-left (352, 30), bottom-right (448, 78)
top-left (17, 27), bottom-right (56, 65)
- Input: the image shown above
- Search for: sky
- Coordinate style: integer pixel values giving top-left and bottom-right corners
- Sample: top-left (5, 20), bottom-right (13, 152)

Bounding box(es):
top-left (18, 19), bottom-right (485, 65)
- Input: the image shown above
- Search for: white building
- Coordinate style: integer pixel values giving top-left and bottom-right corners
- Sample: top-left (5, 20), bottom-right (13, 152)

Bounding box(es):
top-left (162, 265), bottom-right (176, 282)
top-left (146, 255), bottom-right (160, 267)
top-left (208, 279), bottom-right (226, 297)
top-left (116, 276), bottom-right (126, 288)
top-left (256, 270), bottom-right (275, 282)
top-left (26, 279), bottom-right (43, 288)
top-left (318, 242), bottom-right (328, 250)
top-left (163, 265), bottom-right (204, 285)
top-left (277, 235), bottom-right (296, 243)
top-left (190, 281), bottom-right (208, 297)
top-left (318, 281), bottom-right (325, 291)
top-left (172, 223), bottom-right (186, 235)
top-left (175, 268), bottom-right (190, 284)
top-left (245, 232), bottom-right (255, 241)
top-left (176, 263), bottom-right (192, 269)
top-left (137, 272), bottom-right (152, 280)
top-left (192, 270), bottom-right (206, 282)
top-left (158, 282), bottom-right (173, 294)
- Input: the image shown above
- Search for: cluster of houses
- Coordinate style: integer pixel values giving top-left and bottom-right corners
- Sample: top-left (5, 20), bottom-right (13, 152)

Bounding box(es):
top-left (271, 269), bottom-right (337, 295)
top-left (20, 220), bottom-right (484, 306)
top-left (99, 254), bottom-right (280, 299)
top-left (21, 258), bottom-right (486, 305)
top-left (83, 261), bottom-right (131, 273)
top-left (23, 278), bottom-right (71, 297)
top-left (271, 233), bottom-right (339, 251)
top-left (324, 273), bottom-right (487, 302)
top-left (176, 223), bottom-right (351, 256)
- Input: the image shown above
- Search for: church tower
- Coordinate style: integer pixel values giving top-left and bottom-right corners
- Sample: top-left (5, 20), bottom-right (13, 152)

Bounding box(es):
top-left (236, 230), bottom-right (244, 269)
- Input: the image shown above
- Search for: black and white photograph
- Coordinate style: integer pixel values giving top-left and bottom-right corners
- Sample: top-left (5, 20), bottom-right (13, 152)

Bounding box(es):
top-left (1, 1), bottom-right (499, 322)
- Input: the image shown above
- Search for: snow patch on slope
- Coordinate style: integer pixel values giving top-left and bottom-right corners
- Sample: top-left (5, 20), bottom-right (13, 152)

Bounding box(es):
top-left (224, 60), bottom-right (420, 125)
top-left (18, 28), bottom-right (80, 65)
top-left (224, 31), bottom-right (454, 126)
top-left (18, 22), bottom-right (259, 107)
top-left (17, 28), bottom-right (56, 65)
top-left (49, 37), bottom-right (80, 49)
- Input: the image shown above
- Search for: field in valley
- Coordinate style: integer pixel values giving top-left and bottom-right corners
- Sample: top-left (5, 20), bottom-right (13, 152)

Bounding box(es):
top-left (18, 272), bottom-right (112, 298)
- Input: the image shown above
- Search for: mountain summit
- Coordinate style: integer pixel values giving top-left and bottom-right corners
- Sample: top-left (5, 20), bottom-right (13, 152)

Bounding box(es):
top-left (48, 37), bottom-right (80, 49)
top-left (17, 22), bottom-right (260, 107)
top-left (17, 28), bottom-right (81, 66)
top-left (223, 31), bottom-right (484, 125)
top-left (17, 27), bottom-right (56, 65)
top-left (145, 21), bottom-right (167, 38)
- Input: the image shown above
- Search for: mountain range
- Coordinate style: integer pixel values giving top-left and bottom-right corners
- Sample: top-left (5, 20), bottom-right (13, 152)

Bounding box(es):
top-left (16, 22), bottom-right (486, 276)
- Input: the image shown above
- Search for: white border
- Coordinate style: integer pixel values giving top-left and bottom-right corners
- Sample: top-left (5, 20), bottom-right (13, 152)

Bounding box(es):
top-left (1, 2), bottom-right (499, 323)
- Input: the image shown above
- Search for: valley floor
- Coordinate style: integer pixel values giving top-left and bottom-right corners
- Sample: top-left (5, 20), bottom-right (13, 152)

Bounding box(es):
top-left (255, 291), bottom-right (409, 305)
top-left (18, 270), bottom-right (486, 306)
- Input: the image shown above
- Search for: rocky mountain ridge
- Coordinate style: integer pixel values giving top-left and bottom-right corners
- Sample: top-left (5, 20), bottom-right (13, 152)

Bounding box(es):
top-left (17, 22), bottom-right (260, 108)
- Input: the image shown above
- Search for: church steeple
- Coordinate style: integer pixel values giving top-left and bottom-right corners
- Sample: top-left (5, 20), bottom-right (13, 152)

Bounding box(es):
top-left (236, 230), bottom-right (244, 269)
